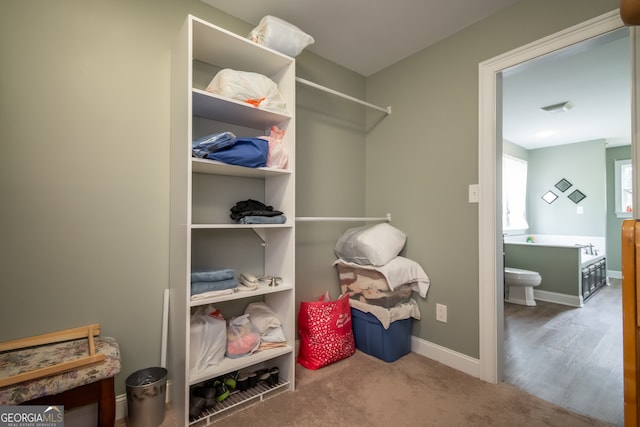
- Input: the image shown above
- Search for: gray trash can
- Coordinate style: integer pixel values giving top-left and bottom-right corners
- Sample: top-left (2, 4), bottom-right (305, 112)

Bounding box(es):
top-left (126, 367), bottom-right (167, 427)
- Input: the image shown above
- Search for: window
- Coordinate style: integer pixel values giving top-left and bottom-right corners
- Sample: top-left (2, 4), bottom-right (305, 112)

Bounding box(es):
top-left (503, 154), bottom-right (529, 233)
top-left (615, 159), bottom-right (633, 218)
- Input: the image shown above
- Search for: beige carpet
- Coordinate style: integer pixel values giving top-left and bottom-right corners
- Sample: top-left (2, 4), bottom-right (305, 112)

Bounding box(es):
top-left (151, 350), bottom-right (616, 426)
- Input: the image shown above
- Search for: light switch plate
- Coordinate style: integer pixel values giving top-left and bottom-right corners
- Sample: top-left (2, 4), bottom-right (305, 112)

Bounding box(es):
top-left (468, 184), bottom-right (479, 203)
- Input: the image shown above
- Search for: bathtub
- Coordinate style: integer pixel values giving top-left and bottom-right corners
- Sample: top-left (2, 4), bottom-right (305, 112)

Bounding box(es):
top-left (504, 234), bottom-right (607, 306)
top-left (504, 234), bottom-right (605, 268)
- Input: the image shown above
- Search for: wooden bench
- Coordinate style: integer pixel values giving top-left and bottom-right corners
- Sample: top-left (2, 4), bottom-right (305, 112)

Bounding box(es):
top-left (0, 325), bottom-right (121, 427)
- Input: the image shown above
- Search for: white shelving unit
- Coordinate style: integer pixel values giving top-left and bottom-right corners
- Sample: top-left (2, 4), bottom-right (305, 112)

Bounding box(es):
top-left (169, 15), bottom-right (296, 426)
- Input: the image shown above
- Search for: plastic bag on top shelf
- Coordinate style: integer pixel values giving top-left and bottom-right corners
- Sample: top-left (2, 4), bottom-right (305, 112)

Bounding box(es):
top-left (249, 15), bottom-right (314, 57)
top-left (205, 68), bottom-right (287, 114)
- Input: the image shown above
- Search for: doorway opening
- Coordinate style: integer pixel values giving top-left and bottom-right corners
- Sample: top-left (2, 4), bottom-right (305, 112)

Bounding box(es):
top-left (478, 9), bottom-right (628, 392)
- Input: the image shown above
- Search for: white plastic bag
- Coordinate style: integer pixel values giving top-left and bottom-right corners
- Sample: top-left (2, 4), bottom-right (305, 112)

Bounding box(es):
top-left (262, 126), bottom-right (288, 169)
top-left (190, 305), bottom-right (226, 372)
top-left (205, 69), bottom-right (287, 114)
top-left (249, 15), bottom-right (314, 57)
top-left (226, 314), bottom-right (261, 358)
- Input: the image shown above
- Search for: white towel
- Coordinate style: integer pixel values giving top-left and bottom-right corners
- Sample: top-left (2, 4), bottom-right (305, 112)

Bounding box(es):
top-left (333, 256), bottom-right (430, 298)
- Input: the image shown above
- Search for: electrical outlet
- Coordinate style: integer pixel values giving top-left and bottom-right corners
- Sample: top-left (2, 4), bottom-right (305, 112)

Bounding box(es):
top-left (436, 303), bottom-right (447, 323)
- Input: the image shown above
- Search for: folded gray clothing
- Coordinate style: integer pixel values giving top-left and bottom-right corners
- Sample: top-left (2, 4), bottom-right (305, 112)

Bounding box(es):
top-left (191, 278), bottom-right (239, 296)
top-left (191, 268), bottom-right (235, 283)
top-left (238, 215), bottom-right (286, 224)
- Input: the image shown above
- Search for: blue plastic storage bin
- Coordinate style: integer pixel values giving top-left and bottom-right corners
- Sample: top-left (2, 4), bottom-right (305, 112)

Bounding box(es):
top-left (350, 307), bottom-right (412, 362)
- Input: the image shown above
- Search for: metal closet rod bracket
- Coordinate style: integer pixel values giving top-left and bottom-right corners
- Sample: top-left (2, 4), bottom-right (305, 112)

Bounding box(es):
top-left (252, 228), bottom-right (267, 245)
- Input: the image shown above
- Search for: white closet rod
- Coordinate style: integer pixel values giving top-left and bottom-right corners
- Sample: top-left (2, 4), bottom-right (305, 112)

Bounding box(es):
top-left (296, 213), bottom-right (391, 223)
top-left (295, 77), bottom-right (392, 115)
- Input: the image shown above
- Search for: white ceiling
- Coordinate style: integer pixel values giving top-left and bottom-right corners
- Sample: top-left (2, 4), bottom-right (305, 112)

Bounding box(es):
top-left (502, 27), bottom-right (631, 150)
top-left (202, 0), bottom-right (631, 150)
top-left (202, 0), bottom-right (523, 76)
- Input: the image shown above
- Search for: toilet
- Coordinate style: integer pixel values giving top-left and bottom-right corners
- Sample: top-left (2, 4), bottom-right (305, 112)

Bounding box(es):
top-left (504, 267), bottom-right (542, 306)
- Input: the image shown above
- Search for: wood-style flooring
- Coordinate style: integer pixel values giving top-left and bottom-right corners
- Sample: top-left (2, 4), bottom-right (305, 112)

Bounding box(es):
top-left (504, 278), bottom-right (623, 426)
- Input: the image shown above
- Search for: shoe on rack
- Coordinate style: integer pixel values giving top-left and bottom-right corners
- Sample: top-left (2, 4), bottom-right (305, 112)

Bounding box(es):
top-left (268, 367), bottom-right (279, 386)
top-left (236, 373), bottom-right (250, 391)
top-left (213, 380), bottom-right (230, 402)
top-left (223, 373), bottom-right (237, 391)
top-left (247, 371), bottom-right (257, 388)
top-left (256, 369), bottom-right (271, 385)
top-left (193, 385), bottom-right (217, 407)
top-left (188, 396), bottom-right (206, 420)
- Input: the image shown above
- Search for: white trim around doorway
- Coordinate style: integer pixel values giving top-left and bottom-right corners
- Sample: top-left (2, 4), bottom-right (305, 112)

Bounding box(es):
top-left (477, 9), bottom-right (625, 383)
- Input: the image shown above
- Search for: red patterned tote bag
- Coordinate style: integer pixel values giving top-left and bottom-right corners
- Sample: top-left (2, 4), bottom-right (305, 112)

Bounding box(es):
top-left (297, 292), bottom-right (356, 370)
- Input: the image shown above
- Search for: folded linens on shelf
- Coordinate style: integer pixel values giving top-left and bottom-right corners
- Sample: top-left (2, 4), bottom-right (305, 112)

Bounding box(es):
top-left (230, 199), bottom-right (284, 223)
top-left (238, 215), bottom-right (286, 224)
top-left (191, 268), bottom-right (235, 283)
top-left (336, 261), bottom-right (412, 308)
top-left (190, 268), bottom-right (238, 298)
top-left (191, 278), bottom-right (238, 296)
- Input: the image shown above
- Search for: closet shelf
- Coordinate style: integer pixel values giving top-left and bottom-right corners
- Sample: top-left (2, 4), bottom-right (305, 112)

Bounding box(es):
top-left (189, 283), bottom-right (294, 307)
top-left (189, 346), bottom-right (293, 386)
top-left (190, 223), bottom-right (293, 230)
top-left (192, 158), bottom-right (292, 178)
top-left (295, 77), bottom-right (391, 115)
top-left (295, 213), bottom-right (391, 223)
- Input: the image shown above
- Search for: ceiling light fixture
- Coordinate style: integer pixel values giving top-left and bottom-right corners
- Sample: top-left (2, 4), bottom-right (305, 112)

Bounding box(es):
top-left (540, 101), bottom-right (574, 113)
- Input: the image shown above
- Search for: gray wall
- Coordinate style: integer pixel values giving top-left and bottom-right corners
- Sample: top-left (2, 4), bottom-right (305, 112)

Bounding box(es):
top-left (0, 0), bottom-right (366, 396)
top-left (528, 140), bottom-right (606, 236)
top-left (0, 0), bottom-right (620, 396)
top-left (504, 140), bottom-right (628, 273)
top-left (365, 0), bottom-right (618, 358)
top-left (504, 139), bottom-right (529, 161)
top-left (294, 51), bottom-right (367, 305)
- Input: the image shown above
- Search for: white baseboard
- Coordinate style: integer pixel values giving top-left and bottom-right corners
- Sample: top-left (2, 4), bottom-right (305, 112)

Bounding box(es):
top-left (410, 335), bottom-right (480, 378)
top-left (608, 270), bottom-right (622, 279)
top-left (116, 394), bottom-right (127, 422)
top-left (533, 289), bottom-right (582, 307)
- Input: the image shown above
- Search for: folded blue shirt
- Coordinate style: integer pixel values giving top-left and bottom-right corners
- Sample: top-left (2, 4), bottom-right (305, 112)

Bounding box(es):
top-left (208, 137), bottom-right (269, 168)
top-left (238, 215), bottom-right (287, 224)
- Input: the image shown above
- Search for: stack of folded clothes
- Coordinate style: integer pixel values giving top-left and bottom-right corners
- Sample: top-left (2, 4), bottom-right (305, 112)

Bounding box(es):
top-left (191, 268), bottom-right (238, 300)
top-left (230, 199), bottom-right (286, 224)
top-left (333, 223), bottom-right (431, 328)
